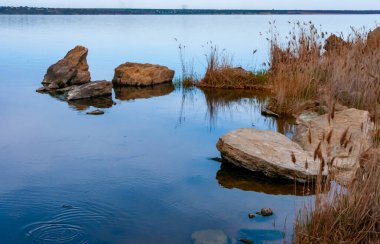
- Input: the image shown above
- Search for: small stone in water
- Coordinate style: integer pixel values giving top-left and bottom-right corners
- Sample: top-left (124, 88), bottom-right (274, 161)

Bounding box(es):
top-left (248, 213), bottom-right (255, 219)
top-left (86, 109), bottom-right (104, 115)
top-left (259, 208), bottom-right (273, 216)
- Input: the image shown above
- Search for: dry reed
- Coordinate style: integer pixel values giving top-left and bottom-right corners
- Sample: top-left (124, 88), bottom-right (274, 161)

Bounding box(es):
top-left (294, 148), bottom-right (380, 244)
top-left (197, 45), bottom-right (269, 89)
top-left (268, 22), bottom-right (380, 116)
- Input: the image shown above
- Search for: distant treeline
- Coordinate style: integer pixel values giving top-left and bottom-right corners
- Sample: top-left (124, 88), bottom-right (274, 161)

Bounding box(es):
top-left (1, 6), bottom-right (380, 15)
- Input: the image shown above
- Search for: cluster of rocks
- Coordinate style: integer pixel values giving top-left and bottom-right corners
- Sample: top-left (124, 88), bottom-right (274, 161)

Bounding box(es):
top-left (36, 45), bottom-right (175, 113)
top-left (217, 108), bottom-right (374, 184)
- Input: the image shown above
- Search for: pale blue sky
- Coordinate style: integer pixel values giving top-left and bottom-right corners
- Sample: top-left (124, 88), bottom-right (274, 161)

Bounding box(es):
top-left (2, 0), bottom-right (380, 10)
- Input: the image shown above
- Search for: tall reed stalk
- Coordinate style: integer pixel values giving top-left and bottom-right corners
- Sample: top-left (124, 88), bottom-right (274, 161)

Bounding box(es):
top-left (268, 22), bottom-right (380, 116)
top-left (294, 148), bottom-right (380, 243)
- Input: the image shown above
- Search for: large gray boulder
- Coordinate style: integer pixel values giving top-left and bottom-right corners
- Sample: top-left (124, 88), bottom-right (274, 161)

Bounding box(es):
top-left (216, 108), bottom-right (374, 184)
top-left (67, 81), bottom-right (112, 101)
top-left (40, 46), bottom-right (91, 90)
top-left (217, 128), bottom-right (322, 183)
top-left (112, 62), bottom-right (175, 86)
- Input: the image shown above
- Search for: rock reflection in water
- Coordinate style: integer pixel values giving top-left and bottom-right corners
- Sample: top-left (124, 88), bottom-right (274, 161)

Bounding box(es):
top-left (46, 92), bottom-right (114, 111)
top-left (114, 82), bottom-right (174, 101)
top-left (68, 97), bottom-right (114, 111)
top-left (216, 163), bottom-right (314, 196)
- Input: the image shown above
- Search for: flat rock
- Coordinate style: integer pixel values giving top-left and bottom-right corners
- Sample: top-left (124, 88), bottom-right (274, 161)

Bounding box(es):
top-left (40, 46), bottom-right (91, 90)
top-left (216, 128), bottom-right (322, 183)
top-left (112, 62), bottom-right (175, 86)
top-left (217, 108), bottom-right (373, 184)
top-left (67, 81), bottom-right (112, 101)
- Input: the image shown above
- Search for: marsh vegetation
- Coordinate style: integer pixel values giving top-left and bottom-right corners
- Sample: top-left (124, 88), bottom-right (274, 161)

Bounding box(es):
top-left (179, 22), bottom-right (380, 243)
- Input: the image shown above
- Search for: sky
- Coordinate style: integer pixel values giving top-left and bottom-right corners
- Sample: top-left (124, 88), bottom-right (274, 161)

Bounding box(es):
top-left (2, 0), bottom-right (380, 10)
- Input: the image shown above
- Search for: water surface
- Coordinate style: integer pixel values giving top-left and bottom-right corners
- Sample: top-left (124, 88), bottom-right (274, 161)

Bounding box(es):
top-left (0, 14), bottom-right (379, 243)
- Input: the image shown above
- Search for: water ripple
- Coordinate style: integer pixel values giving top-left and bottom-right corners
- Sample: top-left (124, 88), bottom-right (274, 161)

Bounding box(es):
top-left (24, 222), bottom-right (88, 244)
top-left (20, 201), bottom-right (129, 243)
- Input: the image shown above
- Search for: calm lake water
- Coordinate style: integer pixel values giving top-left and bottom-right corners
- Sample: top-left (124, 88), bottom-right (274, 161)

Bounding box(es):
top-left (0, 15), bottom-right (379, 244)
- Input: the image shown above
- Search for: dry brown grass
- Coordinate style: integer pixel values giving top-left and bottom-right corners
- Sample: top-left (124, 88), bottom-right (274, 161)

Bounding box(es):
top-left (197, 46), bottom-right (269, 90)
top-left (267, 22), bottom-right (380, 244)
top-left (294, 148), bottom-right (380, 244)
top-left (268, 22), bottom-right (380, 116)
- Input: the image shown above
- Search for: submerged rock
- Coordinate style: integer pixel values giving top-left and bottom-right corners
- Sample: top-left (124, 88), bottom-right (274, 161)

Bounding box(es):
top-left (216, 128), bottom-right (322, 183)
top-left (239, 238), bottom-right (253, 244)
top-left (67, 81), bottom-right (112, 101)
top-left (40, 46), bottom-right (91, 91)
top-left (248, 213), bottom-right (255, 219)
top-left (191, 229), bottom-right (228, 244)
top-left (112, 62), bottom-right (175, 86)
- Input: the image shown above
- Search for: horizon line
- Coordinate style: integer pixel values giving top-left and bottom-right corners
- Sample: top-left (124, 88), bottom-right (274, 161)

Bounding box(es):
top-left (2, 6), bottom-right (380, 11)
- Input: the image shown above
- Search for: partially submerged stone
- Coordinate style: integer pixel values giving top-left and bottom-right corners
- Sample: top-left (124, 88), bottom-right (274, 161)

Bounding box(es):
top-left (257, 208), bottom-right (273, 217)
top-left (86, 109), bottom-right (105, 115)
top-left (40, 46), bottom-right (91, 90)
top-left (216, 128), bottom-right (322, 183)
top-left (112, 62), bottom-right (175, 86)
top-left (67, 81), bottom-right (112, 101)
